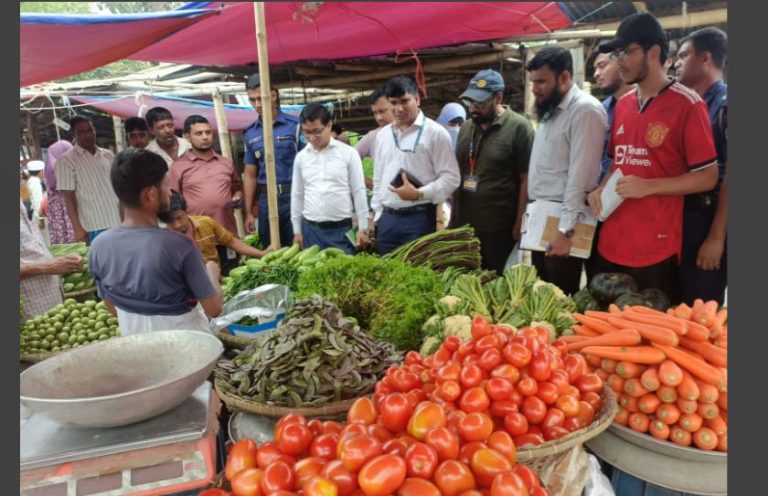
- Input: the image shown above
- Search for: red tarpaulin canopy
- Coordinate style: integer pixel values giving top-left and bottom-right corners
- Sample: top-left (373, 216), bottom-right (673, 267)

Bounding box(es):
top-left (20, 8), bottom-right (218, 87)
top-left (69, 94), bottom-right (304, 132)
top-left (130, 2), bottom-right (572, 67)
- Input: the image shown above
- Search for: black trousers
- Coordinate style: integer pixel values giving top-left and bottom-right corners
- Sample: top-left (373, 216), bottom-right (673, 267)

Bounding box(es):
top-left (476, 231), bottom-right (516, 276)
top-left (680, 207), bottom-right (727, 305)
top-left (590, 250), bottom-right (681, 304)
top-left (531, 251), bottom-right (584, 296)
top-left (584, 221), bottom-right (603, 284)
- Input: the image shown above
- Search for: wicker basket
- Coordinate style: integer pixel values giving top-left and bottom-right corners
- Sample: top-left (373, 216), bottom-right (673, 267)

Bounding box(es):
top-left (214, 378), bottom-right (362, 418)
top-left (517, 385), bottom-right (617, 462)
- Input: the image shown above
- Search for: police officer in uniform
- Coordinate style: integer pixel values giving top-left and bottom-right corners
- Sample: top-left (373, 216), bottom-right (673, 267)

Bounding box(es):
top-left (242, 74), bottom-right (305, 248)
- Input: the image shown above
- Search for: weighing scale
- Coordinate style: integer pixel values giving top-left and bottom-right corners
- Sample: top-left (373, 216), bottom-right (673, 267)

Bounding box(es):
top-left (20, 382), bottom-right (219, 496)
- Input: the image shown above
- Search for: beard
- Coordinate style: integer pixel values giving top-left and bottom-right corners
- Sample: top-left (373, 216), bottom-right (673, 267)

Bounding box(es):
top-left (535, 85), bottom-right (564, 121)
top-left (192, 143), bottom-right (214, 153)
top-left (597, 79), bottom-right (622, 97)
top-left (470, 109), bottom-right (495, 126)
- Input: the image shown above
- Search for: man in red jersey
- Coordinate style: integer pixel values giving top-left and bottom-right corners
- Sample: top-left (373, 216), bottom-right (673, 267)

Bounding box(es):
top-left (587, 12), bottom-right (718, 300)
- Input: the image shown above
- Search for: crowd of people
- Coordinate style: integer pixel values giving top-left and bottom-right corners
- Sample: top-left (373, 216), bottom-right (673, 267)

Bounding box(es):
top-left (20, 13), bottom-right (727, 346)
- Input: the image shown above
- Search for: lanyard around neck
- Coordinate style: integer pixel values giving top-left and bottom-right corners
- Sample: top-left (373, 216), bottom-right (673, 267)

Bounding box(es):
top-left (392, 122), bottom-right (425, 154)
top-left (468, 124), bottom-right (485, 176)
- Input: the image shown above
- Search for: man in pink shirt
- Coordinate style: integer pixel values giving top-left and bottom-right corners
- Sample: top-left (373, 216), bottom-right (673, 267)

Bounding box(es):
top-left (169, 115), bottom-right (242, 236)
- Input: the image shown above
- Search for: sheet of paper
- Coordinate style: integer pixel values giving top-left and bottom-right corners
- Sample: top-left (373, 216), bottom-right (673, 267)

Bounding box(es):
top-left (598, 169), bottom-right (625, 222)
top-left (520, 200), bottom-right (597, 259)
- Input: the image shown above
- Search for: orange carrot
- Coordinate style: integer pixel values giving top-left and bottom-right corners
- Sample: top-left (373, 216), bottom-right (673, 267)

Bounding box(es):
top-left (658, 359), bottom-right (683, 387)
top-left (640, 367), bottom-right (660, 392)
top-left (614, 407), bottom-right (629, 426)
top-left (623, 308), bottom-right (688, 336)
top-left (607, 316), bottom-right (679, 346)
top-left (676, 371), bottom-right (700, 401)
top-left (581, 346), bottom-right (666, 364)
top-left (638, 393), bottom-right (661, 415)
top-left (623, 378), bottom-right (650, 398)
top-left (628, 305), bottom-right (669, 317)
top-left (692, 300), bottom-right (718, 328)
top-left (601, 358), bottom-right (618, 374)
top-left (649, 418), bottom-right (671, 440)
top-left (573, 325), bottom-right (600, 337)
top-left (696, 380), bottom-right (720, 404)
top-left (682, 320), bottom-right (710, 341)
top-left (616, 361), bottom-right (647, 379)
top-left (714, 336), bottom-right (728, 349)
top-left (573, 314), bottom-right (618, 334)
top-left (709, 309), bottom-right (728, 339)
top-left (677, 398), bottom-right (698, 415)
top-left (693, 427), bottom-right (718, 451)
top-left (565, 329), bottom-right (642, 352)
top-left (620, 395), bottom-right (639, 413)
top-left (717, 433), bottom-right (727, 452)
top-left (608, 303), bottom-right (622, 314)
top-left (584, 310), bottom-right (614, 321)
top-left (557, 335), bottom-right (589, 344)
top-left (656, 385), bottom-right (678, 404)
top-left (595, 368), bottom-right (609, 381)
top-left (656, 403), bottom-right (681, 425)
top-left (628, 412), bottom-right (650, 433)
top-left (698, 402), bottom-right (720, 420)
top-left (652, 344), bottom-right (727, 392)
top-left (671, 426), bottom-right (692, 446)
top-left (678, 337), bottom-right (727, 367)
top-left (673, 303), bottom-right (693, 320)
top-left (679, 413), bottom-right (703, 433)
top-left (716, 391), bottom-right (727, 411)
top-left (705, 415), bottom-right (727, 436)
top-left (606, 374), bottom-right (625, 394)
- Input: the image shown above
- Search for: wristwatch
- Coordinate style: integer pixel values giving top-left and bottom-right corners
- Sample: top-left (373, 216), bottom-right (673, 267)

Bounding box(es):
top-left (559, 227), bottom-right (576, 238)
top-left (417, 189), bottom-right (425, 201)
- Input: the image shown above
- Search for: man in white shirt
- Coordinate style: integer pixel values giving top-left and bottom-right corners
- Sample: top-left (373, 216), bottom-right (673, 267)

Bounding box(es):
top-left (526, 46), bottom-right (607, 295)
top-left (56, 116), bottom-right (122, 244)
top-left (145, 107), bottom-right (191, 167)
top-left (26, 160), bottom-right (45, 225)
top-left (372, 76), bottom-right (461, 255)
top-left (291, 103), bottom-right (370, 255)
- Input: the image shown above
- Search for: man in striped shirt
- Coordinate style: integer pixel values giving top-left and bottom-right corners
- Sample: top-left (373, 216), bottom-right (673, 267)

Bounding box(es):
top-left (56, 116), bottom-right (121, 244)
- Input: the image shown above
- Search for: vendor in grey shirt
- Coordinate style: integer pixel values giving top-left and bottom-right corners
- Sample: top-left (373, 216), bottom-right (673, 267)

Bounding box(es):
top-left (526, 46), bottom-right (607, 295)
top-left (90, 148), bottom-right (223, 336)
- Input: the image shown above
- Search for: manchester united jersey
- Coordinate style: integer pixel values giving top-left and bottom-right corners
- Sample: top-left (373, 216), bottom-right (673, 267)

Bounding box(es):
top-left (598, 80), bottom-right (717, 267)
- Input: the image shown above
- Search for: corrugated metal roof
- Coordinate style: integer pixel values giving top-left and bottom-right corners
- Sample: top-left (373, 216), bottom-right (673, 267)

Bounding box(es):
top-left (559, 1), bottom-right (727, 25)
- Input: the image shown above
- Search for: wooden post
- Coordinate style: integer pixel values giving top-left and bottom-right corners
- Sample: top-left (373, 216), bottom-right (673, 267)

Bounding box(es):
top-left (212, 88), bottom-right (245, 238)
top-left (523, 49), bottom-right (537, 130)
top-left (253, 2), bottom-right (281, 249)
top-left (570, 43), bottom-right (585, 88)
top-left (112, 116), bottom-right (125, 153)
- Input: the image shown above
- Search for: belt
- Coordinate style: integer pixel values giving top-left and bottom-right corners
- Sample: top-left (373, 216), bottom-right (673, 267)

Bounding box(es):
top-left (304, 218), bottom-right (352, 229)
top-left (383, 204), bottom-right (432, 215)
top-left (258, 183), bottom-right (292, 195)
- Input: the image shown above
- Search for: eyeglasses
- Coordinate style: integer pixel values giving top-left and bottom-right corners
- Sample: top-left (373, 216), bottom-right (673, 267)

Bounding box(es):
top-left (302, 127), bottom-right (327, 138)
top-left (609, 46), bottom-right (644, 61)
top-left (461, 97), bottom-right (494, 109)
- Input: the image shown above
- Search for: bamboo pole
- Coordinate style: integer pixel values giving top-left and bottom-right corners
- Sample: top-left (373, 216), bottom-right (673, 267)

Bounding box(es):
top-left (112, 116), bottom-right (125, 152)
top-left (570, 43), bottom-right (585, 87)
top-left (212, 88), bottom-right (245, 238)
top-left (253, 2), bottom-right (281, 249)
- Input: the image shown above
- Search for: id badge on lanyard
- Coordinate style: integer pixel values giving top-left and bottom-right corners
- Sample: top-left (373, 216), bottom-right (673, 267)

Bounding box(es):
top-left (463, 131), bottom-right (481, 193)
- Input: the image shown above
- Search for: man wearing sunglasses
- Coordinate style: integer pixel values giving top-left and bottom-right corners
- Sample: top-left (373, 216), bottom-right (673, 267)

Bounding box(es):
top-left (371, 76), bottom-right (461, 255)
top-left (588, 12), bottom-right (719, 303)
top-left (526, 46), bottom-right (607, 295)
top-left (453, 69), bottom-right (535, 275)
top-left (290, 103), bottom-right (370, 254)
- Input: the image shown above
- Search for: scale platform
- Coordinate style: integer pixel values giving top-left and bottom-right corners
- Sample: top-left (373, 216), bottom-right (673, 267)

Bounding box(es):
top-left (20, 382), bottom-right (219, 496)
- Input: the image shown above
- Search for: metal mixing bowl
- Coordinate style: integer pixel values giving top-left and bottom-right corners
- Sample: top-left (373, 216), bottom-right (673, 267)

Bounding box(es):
top-left (20, 330), bottom-right (223, 428)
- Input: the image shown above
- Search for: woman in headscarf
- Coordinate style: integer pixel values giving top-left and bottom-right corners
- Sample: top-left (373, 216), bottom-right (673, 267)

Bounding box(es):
top-left (44, 140), bottom-right (75, 244)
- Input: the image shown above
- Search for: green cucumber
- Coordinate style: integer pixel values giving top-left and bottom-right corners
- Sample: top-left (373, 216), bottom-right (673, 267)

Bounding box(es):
top-left (279, 243), bottom-right (301, 261)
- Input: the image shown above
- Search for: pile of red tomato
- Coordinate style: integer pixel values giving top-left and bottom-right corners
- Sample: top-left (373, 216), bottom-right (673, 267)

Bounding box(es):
top-left (203, 316), bottom-right (607, 496)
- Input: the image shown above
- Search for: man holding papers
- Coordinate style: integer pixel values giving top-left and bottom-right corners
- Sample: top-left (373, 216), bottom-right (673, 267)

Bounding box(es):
top-left (587, 13), bottom-right (718, 301)
top-left (526, 46), bottom-right (607, 295)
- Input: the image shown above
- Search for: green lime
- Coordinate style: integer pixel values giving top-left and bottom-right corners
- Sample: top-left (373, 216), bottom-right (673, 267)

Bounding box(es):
top-left (70, 310), bottom-right (81, 319)
top-left (77, 335), bottom-right (87, 344)
top-left (51, 346), bottom-right (61, 352)
top-left (61, 344), bottom-right (71, 350)
top-left (51, 340), bottom-right (60, 347)
top-left (40, 340), bottom-right (51, 349)
top-left (30, 340), bottom-right (40, 348)
top-left (45, 334), bottom-right (56, 342)
top-left (64, 298), bottom-right (77, 305)
top-left (68, 335), bottom-right (77, 344)
top-left (53, 322), bottom-right (63, 331)
top-left (98, 334), bottom-right (109, 341)
top-left (87, 332), bottom-right (99, 341)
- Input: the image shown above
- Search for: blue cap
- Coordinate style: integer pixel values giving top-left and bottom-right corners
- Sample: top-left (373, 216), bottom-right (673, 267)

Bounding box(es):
top-left (460, 69), bottom-right (505, 102)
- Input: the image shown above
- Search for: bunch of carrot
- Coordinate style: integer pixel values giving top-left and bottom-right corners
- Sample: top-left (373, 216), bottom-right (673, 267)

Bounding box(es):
top-left (555, 299), bottom-right (727, 452)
